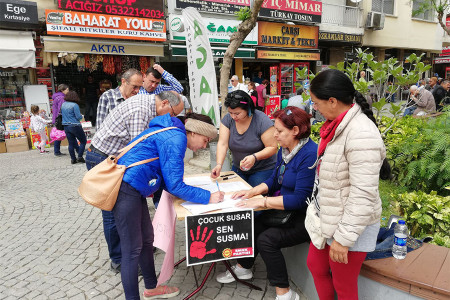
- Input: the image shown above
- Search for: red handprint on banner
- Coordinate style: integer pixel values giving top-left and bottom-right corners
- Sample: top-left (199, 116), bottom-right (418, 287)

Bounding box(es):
top-left (189, 225), bottom-right (217, 259)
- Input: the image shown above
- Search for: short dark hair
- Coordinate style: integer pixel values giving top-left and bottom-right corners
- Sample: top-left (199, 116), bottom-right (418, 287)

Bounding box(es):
top-left (64, 91), bottom-right (80, 103)
top-left (272, 106), bottom-right (311, 139)
top-left (145, 67), bottom-right (162, 79)
top-left (262, 79), bottom-right (269, 85)
top-left (224, 90), bottom-right (255, 114)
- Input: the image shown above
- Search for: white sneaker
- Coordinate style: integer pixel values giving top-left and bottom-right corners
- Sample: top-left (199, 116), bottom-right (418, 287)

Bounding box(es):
top-left (275, 291), bottom-right (300, 300)
top-left (216, 265), bottom-right (253, 283)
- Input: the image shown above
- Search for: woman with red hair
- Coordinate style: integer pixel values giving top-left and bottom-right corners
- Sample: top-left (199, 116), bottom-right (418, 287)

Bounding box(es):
top-left (216, 106), bottom-right (317, 300)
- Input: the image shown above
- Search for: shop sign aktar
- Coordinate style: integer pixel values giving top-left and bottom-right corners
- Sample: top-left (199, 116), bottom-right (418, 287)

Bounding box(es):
top-left (258, 21), bottom-right (318, 49)
top-left (45, 9), bottom-right (166, 42)
top-left (0, 0), bottom-right (38, 28)
top-left (175, 0), bottom-right (321, 24)
top-left (169, 14), bottom-right (258, 45)
top-left (57, 0), bottom-right (164, 19)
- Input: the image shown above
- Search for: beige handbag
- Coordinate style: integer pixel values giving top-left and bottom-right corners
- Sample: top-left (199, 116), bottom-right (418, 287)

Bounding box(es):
top-left (78, 127), bottom-right (175, 211)
top-left (305, 200), bottom-right (327, 250)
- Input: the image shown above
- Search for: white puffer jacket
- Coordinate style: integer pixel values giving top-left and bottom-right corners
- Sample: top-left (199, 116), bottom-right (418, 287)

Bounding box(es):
top-left (318, 104), bottom-right (386, 248)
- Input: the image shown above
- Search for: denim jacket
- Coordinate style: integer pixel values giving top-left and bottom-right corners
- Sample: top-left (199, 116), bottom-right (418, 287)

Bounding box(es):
top-left (61, 102), bottom-right (82, 125)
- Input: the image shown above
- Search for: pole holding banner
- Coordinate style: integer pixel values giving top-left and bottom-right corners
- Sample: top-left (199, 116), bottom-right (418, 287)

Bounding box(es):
top-left (182, 7), bottom-right (220, 127)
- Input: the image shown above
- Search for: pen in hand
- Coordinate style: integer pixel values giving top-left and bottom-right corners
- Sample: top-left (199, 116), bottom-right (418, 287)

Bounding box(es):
top-left (216, 180), bottom-right (220, 192)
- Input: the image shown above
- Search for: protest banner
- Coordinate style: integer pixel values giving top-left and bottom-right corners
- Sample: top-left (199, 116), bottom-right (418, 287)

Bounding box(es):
top-left (185, 209), bottom-right (254, 266)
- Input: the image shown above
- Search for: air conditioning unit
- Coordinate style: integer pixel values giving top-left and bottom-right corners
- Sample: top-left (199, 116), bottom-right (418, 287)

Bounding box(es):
top-left (366, 12), bottom-right (385, 30)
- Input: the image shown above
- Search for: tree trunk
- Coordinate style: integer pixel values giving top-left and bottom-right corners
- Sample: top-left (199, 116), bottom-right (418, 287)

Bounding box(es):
top-left (437, 10), bottom-right (450, 35)
top-left (219, 0), bottom-right (264, 115)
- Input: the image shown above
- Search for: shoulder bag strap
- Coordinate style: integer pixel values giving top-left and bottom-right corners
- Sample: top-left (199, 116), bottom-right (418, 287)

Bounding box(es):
top-left (126, 157), bottom-right (160, 169)
top-left (116, 127), bottom-right (177, 160)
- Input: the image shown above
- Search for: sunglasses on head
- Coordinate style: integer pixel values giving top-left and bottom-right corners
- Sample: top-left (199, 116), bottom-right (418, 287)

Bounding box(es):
top-left (226, 93), bottom-right (249, 108)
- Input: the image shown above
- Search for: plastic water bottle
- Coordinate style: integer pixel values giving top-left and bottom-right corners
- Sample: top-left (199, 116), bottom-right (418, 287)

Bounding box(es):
top-left (392, 220), bottom-right (408, 259)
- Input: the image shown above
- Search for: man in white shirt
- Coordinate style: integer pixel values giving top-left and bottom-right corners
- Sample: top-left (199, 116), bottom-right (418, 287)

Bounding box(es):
top-left (230, 75), bottom-right (248, 92)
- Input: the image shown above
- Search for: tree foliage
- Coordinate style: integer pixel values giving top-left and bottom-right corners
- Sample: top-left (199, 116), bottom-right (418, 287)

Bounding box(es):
top-left (412, 0), bottom-right (450, 35)
top-left (219, 0), bottom-right (264, 114)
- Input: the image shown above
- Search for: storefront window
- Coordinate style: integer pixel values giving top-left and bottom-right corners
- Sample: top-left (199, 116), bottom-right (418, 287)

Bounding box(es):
top-left (0, 69), bottom-right (30, 108)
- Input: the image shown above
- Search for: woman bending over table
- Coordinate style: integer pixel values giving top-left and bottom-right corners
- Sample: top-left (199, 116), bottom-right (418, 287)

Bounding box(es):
top-left (216, 107), bottom-right (317, 300)
top-left (114, 113), bottom-right (224, 300)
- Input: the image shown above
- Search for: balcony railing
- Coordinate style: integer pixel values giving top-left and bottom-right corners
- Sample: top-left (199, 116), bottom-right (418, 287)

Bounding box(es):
top-left (321, 3), bottom-right (362, 28)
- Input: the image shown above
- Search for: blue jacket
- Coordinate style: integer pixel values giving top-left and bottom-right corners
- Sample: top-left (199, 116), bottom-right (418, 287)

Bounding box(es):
top-left (263, 138), bottom-right (317, 211)
top-left (61, 102), bottom-right (82, 125)
top-left (118, 114), bottom-right (211, 204)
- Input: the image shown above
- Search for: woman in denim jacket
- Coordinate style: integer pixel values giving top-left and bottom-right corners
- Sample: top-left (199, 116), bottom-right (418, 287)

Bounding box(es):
top-left (61, 91), bottom-right (87, 164)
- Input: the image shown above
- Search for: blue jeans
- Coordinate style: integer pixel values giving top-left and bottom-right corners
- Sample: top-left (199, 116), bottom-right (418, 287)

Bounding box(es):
top-left (232, 165), bottom-right (275, 187)
top-left (54, 140), bottom-right (61, 154)
top-left (85, 150), bottom-right (121, 265)
top-left (403, 105), bottom-right (416, 116)
top-left (114, 181), bottom-right (157, 300)
top-left (64, 124), bottom-right (87, 161)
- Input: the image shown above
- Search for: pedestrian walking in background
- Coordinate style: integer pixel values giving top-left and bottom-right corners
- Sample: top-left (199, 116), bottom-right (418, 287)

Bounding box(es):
top-left (30, 105), bottom-right (52, 154)
top-left (247, 81), bottom-right (258, 106)
top-left (306, 69), bottom-right (388, 300)
top-left (255, 79), bottom-right (269, 112)
top-left (61, 91), bottom-right (87, 164)
top-left (51, 83), bottom-right (69, 156)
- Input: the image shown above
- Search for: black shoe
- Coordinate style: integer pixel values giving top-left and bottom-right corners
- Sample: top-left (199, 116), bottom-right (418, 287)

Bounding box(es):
top-left (110, 261), bottom-right (121, 273)
top-left (71, 159), bottom-right (77, 164)
top-left (77, 157), bottom-right (85, 163)
top-left (54, 152), bottom-right (67, 156)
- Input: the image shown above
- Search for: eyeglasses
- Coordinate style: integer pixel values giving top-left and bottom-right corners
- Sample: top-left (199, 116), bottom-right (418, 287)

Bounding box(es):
top-left (278, 162), bottom-right (287, 184)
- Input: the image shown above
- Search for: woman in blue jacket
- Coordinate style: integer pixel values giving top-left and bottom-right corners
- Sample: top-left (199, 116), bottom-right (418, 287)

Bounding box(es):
top-left (61, 91), bottom-right (87, 164)
top-left (216, 107), bottom-right (317, 300)
top-left (115, 113), bottom-right (223, 300)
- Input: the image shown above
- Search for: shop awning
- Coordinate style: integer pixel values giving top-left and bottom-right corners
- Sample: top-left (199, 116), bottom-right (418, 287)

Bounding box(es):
top-left (42, 36), bottom-right (164, 57)
top-left (171, 44), bottom-right (255, 59)
top-left (0, 30), bottom-right (36, 68)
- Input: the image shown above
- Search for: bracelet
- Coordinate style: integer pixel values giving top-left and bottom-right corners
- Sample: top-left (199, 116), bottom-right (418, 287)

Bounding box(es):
top-left (252, 153), bottom-right (258, 162)
top-left (263, 196), bottom-right (268, 209)
top-left (216, 163), bottom-right (222, 167)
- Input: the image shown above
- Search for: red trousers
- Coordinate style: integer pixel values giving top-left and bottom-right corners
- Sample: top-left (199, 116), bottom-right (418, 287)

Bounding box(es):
top-left (307, 242), bottom-right (367, 300)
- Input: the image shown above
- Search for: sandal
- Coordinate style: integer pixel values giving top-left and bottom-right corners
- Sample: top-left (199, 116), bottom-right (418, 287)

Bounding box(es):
top-left (143, 285), bottom-right (180, 299)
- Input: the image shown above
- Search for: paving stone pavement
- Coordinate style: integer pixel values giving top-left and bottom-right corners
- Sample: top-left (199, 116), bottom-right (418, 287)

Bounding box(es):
top-left (0, 146), bottom-right (307, 300)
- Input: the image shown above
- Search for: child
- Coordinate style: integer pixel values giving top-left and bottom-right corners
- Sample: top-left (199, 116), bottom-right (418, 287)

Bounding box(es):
top-left (30, 105), bottom-right (51, 154)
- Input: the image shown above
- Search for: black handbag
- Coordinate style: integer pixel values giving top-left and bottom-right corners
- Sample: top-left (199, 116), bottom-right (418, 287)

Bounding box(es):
top-left (55, 114), bottom-right (63, 130)
top-left (261, 209), bottom-right (296, 228)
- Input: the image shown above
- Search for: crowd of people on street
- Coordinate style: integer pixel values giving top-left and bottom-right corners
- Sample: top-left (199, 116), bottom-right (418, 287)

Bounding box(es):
top-left (40, 64), bottom-right (450, 300)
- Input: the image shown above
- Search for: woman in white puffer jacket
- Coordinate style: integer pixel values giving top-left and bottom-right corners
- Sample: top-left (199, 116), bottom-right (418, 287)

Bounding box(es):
top-left (306, 69), bottom-right (389, 300)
